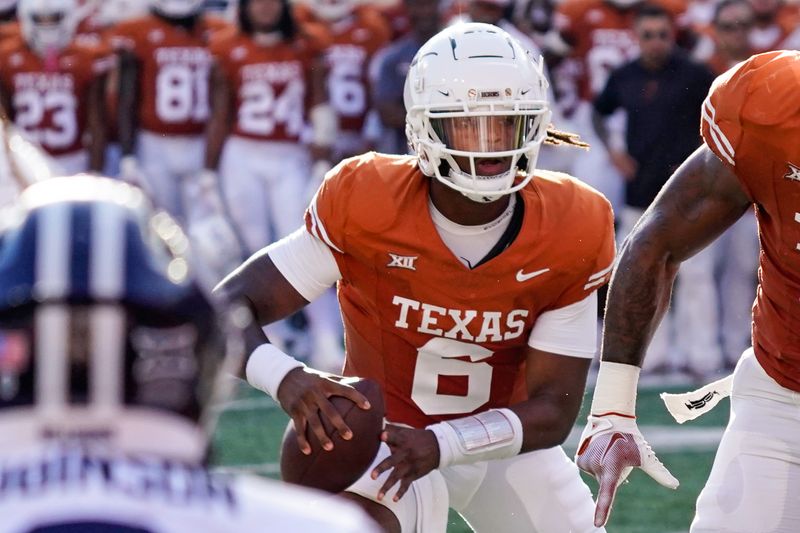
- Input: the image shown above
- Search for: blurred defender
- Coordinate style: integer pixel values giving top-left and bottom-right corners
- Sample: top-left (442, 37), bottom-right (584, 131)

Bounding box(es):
top-left (0, 175), bottom-right (378, 533)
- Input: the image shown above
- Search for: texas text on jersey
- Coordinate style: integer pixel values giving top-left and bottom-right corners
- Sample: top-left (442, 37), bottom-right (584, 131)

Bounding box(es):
top-left (305, 153), bottom-right (615, 428)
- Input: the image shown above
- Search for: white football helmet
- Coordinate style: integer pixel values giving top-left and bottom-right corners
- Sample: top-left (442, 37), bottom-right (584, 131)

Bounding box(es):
top-left (309, 0), bottom-right (357, 22)
top-left (404, 22), bottom-right (552, 203)
top-left (150, 0), bottom-right (203, 18)
top-left (96, 0), bottom-right (149, 25)
top-left (18, 0), bottom-right (79, 55)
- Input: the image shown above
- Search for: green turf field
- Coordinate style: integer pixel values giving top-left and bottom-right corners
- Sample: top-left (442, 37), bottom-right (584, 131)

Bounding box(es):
top-left (211, 382), bottom-right (728, 533)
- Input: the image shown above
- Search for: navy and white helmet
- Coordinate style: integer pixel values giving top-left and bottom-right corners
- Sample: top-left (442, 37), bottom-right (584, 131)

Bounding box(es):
top-left (0, 176), bottom-right (247, 461)
top-left (404, 23), bottom-right (552, 203)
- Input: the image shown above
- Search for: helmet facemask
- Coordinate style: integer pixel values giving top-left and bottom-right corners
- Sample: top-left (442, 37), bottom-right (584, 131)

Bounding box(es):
top-left (405, 22), bottom-right (553, 203)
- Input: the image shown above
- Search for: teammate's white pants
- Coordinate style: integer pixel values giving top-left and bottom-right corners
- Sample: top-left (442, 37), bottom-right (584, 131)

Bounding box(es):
top-left (135, 130), bottom-right (206, 221)
top-left (619, 206), bottom-right (722, 374)
top-left (566, 101), bottom-right (625, 218)
top-left (714, 211), bottom-right (758, 364)
top-left (52, 150), bottom-right (89, 175)
top-left (219, 136), bottom-right (310, 253)
top-left (348, 442), bottom-right (603, 533)
top-left (692, 348), bottom-right (800, 532)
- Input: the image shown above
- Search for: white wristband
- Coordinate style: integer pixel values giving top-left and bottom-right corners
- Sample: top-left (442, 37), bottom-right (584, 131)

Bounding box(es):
top-left (245, 344), bottom-right (306, 401)
top-left (427, 408), bottom-right (524, 468)
top-left (590, 361), bottom-right (640, 416)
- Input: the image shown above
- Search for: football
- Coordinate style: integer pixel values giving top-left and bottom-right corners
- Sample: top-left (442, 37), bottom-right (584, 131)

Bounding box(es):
top-left (280, 378), bottom-right (385, 493)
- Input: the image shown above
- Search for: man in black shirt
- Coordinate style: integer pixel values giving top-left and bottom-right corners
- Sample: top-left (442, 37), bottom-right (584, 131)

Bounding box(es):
top-left (592, 3), bottom-right (723, 380)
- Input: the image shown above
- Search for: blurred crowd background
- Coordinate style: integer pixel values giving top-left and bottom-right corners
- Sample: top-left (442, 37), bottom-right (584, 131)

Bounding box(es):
top-left (0, 0), bottom-right (793, 382)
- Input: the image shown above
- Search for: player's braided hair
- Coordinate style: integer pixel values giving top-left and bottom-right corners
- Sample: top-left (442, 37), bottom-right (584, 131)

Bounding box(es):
top-left (544, 126), bottom-right (589, 148)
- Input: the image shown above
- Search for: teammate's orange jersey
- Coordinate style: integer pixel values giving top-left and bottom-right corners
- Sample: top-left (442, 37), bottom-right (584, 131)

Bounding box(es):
top-left (209, 27), bottom-right (328, 142)
top-left (701, 50), bottom-right (800, 392)
top-left (0, 36), bottom-right (114, 156)
top-left (554, 0), bottom-right (687, 105)
top-left (109, 14), bottom-right (231, 136)
top-left (295, 6), bottom-right (390, 133)
top-left (305, 154), bottom-right (615, 428)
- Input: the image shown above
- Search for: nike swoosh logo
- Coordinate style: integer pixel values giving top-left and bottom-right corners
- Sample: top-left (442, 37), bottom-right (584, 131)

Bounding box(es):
top-left (437, 89), bottom-right (450, 96)
top-left (515, 268), bottom-right (550, 282)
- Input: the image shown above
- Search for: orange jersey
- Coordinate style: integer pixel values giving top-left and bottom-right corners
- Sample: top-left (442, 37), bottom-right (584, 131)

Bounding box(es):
top-left (0, 20), bottom-right (19, 45)
top-left (110, 14), bottom-right (232, 135)
top-left (305, 154), bottom-right (615, 428)
top-left (555, 0), bottom-right (687, 103)
top-left (210, 29), bottom-right (327, 142)
top-left (0, 37), bottom-right (114, 155)
top-left (701, 51), bottom-right (800, 392)
top-left (297, 7), bottom-right (391, 133)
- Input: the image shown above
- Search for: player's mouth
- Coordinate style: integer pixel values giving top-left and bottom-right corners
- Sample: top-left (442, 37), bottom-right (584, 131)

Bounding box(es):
top-left (475, 157), bottom-right (512, 176)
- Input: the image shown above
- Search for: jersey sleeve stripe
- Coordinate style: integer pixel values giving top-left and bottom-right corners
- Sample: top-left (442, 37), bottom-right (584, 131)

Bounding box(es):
top-left (702, 99), bottom-right (736, 166)
top-left (309, 198), bottom-right (344, 254)
top-left (587, 262), bottom-right (614, 282)
top-left (583, 276), bottom-right (608, 291)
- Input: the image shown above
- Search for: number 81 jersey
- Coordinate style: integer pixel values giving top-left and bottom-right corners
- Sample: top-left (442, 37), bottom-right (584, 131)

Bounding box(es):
top-left (209, 27), bottom-right (329, 143)
top-left (0, 36), bottom-right (114, 156)
top-left (110, 14), bottom-right (230, 136)
top-left (305, 154), bottom-right (616, 428)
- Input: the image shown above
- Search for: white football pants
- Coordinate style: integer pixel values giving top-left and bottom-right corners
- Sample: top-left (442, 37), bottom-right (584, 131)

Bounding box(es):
top-left (692, 348), bottom-right (800, 532)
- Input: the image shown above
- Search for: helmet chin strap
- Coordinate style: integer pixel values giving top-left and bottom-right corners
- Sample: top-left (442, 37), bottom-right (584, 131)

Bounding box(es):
top-left (447, 167), bottom-right (513, 203)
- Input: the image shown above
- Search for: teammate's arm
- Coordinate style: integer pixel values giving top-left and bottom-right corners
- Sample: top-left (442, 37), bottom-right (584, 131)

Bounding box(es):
top-left (214, 244), bottom-right (370, 455)
top-left (117, 48), bottom-right (138, 157)
top-left (204, 60), bottom-right (230, 171)
top-left (576, 144), bottom-right (752, 527)
top-left (86, 71), bottom-right (108, 172)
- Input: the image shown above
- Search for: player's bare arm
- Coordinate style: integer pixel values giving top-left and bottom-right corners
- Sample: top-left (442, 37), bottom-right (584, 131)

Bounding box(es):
top-left (86, 71), bottom-right (108, 172)
top-left (214, 251), bottom-right (370, 455)
top-left (203, 61), bottom-right (230, 171)
top-left (603, 144), bottom-right (751, 367)
top-left (117, 48), bottom-right (138, 157)
top-left (372, 346), bottom-right (591, 502)
top-left (577, 144), bottom-right (752, 527)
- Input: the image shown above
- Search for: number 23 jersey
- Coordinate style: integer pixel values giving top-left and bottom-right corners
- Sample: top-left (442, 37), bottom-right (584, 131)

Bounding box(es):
top-left (305, 154), bottom-right (615, 428)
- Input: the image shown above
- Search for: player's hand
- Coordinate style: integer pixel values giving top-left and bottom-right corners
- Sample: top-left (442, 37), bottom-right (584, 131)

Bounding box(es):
top-left (575, 414), bottom-right (679, 527)
top-left (370, 425), bottom-right (440, 503)
top-left (276, 367), bottom-right (371, 456)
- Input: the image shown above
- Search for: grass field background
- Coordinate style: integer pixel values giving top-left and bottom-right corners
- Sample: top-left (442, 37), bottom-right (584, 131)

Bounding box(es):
top-left (211, 381), bottom-right (728, 533)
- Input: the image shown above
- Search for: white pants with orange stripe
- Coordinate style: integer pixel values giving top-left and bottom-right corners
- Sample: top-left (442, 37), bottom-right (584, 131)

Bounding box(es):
top-left (692, 348), bottom-right (800, 532)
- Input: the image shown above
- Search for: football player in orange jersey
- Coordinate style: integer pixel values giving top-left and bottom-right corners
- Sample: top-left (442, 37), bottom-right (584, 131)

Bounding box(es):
top-left (205, 0), bottom-right (342, 369)
top-left (0, 0), bottom-right (113, 174)
top-left (111, 0), bottom-right (230, 221)
top-left (217, 22), bottom-right (615, 533)
top-left (295, 0), bottom-right (390, 162)
top-left (575, 50), bottom-right (800, 531)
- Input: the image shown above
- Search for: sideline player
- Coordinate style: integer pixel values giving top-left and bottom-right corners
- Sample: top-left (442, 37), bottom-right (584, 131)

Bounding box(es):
top-left (217, 22), bottom-right (614, 533)
top-left (0, 0), bottom-right (112, 174)
top-left (0, 175), bottom-right (379, 533)
top-left (575, 50), bottom-right (800, 532)
top-left (111, 0), bottom-right (228, 220)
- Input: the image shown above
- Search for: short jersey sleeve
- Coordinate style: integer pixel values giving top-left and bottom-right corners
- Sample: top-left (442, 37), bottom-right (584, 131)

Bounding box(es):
top-left (304, 158), bottom-right (359, 255)
top-left (550, 189), bottom-right (616, 310)
top-left (700, 50), bottom-right (800, 200)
